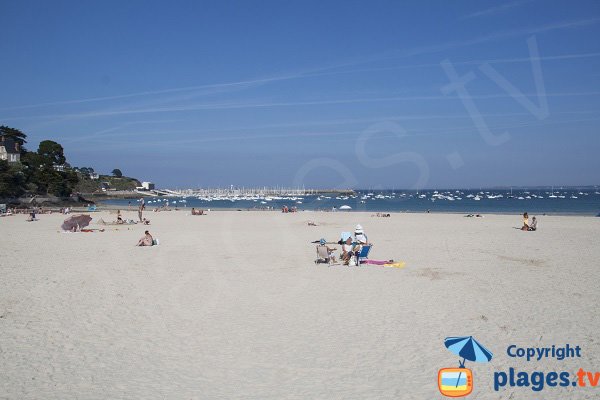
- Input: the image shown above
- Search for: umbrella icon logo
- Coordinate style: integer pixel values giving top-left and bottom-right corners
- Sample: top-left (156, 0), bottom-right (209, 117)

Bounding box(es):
top-left (438, 336), bottom-right (493, 397)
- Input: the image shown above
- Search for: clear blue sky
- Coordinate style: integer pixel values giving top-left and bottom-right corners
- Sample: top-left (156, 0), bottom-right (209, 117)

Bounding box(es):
top-left (1, 0), bottom-right (599, 188)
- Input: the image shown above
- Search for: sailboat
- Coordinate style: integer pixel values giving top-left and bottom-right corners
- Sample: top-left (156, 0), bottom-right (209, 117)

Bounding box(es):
top-left (507, 187), bottom-right (514, 199)
top-left (548, 186), bottom-right (557, 199)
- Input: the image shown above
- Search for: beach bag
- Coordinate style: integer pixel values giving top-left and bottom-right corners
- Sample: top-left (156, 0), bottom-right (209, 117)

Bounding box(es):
top-left (348, 256), bottom-right (356, 266)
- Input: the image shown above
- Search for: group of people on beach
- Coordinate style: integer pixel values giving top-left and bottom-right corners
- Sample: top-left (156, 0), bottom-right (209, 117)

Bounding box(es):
top-left (319, 224), bottom-right (370, 266)
top-left (522, 212), bottom-right (538, 231)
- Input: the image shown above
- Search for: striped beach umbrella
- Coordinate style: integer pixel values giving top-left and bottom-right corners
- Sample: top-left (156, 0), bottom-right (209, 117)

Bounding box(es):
top-left (444, 336), bottom-right (493, 389)
top-left (444, 336), bottom-right (493, 366)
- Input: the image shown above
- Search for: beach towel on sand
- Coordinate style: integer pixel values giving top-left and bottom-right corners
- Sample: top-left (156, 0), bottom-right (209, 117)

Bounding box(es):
top-left (364, 259), bottom-right (406, 268)
top-left (383, 262), bottom-right (406, 268)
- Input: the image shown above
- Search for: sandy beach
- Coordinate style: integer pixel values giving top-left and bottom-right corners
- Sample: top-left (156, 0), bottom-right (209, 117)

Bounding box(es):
top-left (1, 210), bottom-right (599, 399)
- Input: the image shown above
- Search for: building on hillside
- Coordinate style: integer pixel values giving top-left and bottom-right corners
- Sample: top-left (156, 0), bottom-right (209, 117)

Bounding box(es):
top-left (142, 182), bottom-right (155, 190)
top-left (0, 136), bottom-right (21, 163)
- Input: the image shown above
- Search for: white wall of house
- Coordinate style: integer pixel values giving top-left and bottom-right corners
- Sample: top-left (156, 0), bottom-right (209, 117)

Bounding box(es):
top-left (0, 148), bottom-right (20, 163)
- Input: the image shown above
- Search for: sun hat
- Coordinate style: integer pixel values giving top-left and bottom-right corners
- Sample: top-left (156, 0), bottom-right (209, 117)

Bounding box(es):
top-left (355, 224), bottom-right (364, 233)
top-left (320, 238), bottom-right (326, 245)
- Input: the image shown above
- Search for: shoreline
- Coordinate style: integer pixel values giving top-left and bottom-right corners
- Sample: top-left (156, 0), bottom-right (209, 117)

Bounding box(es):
top-left (76, 204), bottom-right (600, 217)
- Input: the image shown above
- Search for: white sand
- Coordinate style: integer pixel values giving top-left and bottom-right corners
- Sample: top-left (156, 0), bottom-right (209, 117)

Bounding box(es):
top-left (1, 210), bottom-right (599, 399)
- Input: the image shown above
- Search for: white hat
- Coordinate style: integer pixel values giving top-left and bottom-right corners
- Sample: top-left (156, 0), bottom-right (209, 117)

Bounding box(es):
top-left (355, 224), bottom-right (363, 233)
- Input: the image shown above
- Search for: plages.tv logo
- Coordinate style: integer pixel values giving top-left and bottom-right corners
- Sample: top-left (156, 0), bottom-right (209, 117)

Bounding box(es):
top-left (438, 336), bottom-right (493, 397)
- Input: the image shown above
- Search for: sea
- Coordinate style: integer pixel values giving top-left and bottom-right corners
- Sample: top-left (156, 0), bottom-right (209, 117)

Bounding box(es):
top-left (102, 188), bottom-right (600, 216)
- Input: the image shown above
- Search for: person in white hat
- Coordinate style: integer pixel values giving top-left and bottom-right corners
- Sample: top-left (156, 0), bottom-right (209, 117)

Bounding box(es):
top-left (354, 224), bottom-right (369, 245)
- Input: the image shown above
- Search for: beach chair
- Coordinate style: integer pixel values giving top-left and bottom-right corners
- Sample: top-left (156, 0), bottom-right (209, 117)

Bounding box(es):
top-left (357, 245), bottom-right (372, 265)
top-left (315, 245), bottom-right (334, 265)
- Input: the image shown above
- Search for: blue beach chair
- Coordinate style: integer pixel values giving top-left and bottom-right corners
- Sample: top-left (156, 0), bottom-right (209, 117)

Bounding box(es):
top-left (357, 245), bottom-right (372, 265)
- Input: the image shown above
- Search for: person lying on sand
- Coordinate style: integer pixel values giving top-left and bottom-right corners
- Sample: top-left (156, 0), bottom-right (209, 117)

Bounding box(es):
top-left (308, 221), bottom-right (317, 226)
top-left (136, 230), bottom-right (154, 246)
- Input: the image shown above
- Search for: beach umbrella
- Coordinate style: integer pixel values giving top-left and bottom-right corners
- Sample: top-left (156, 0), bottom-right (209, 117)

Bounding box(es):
top-left (444, 336), bottom-right (493, 387)
top-left (339, 205), bottom-right (352, 210)
top-left (61, 214), bottom-right (92, 231)
top-left (445, 336), bottom-right (493, 365)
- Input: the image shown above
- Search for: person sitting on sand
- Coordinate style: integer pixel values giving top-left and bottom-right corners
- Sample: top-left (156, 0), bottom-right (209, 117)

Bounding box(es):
top-left (521, 212), bottom-right (529, 231)
top-left (354, 224), bottom-right (369, 245)
top-left (341, 237), bottom-right (359, 265)
top-left (142, 218), bottom-right (150, 225)
top-left (528, 216), bottom-right (537, 231)
top-left (117, 215), bottom-right (124, 224)
top-left (136, 230), bottom-right (154, 246)
top-left (319, 238), bottom-right (337, 263)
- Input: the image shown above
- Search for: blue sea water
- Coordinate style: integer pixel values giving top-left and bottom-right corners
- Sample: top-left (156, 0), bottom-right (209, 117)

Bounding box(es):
top-left (103, 189), bottom-right (600, 215)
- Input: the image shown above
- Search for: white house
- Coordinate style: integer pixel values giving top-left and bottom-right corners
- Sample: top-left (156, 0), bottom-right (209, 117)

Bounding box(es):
top-left (142, 182), bottom-right (155, 190)
top-left (0, 136), bottom-right (21, 163)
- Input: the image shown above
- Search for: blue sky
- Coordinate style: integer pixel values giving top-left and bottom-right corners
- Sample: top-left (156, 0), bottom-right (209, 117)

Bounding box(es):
top-left (1, 0), bottom-right (599, 188)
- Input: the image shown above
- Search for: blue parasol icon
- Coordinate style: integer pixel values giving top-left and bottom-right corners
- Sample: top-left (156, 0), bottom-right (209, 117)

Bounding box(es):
top-left (444, 336), bottom-right (493, 388)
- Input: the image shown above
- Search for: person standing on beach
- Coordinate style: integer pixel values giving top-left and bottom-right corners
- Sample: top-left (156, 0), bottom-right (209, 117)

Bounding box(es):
top-left (138, 200), bottom-right (145, 222)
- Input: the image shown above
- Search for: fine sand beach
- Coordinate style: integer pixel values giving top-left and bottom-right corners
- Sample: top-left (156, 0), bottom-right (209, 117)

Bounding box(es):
top-left (1, 211), bottom-right (599, 399)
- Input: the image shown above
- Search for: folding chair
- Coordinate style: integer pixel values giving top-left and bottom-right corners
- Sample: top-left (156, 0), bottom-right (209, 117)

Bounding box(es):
top-left (357, 244), bottom-right (372, 265)
top-left (315, 245), bottom-right (335, 266)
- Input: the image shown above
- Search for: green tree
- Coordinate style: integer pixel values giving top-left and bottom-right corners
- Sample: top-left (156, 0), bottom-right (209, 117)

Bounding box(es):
top-left (0, 128), bottom-right (81, 198)
top-left (112, 168), bottom-right (123, 178)
top-left (0, 160), bottom-right (26, 198)
top-left (0, 126), bottom-right (27, 149)
top-left (37, 140), bottom-right (66, 166)
top-left (20, 142), bottom-right (79, 197)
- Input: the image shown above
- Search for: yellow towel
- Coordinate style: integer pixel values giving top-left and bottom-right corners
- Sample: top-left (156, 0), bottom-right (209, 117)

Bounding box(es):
top-left (383, 262), bottom-right (406, 268)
